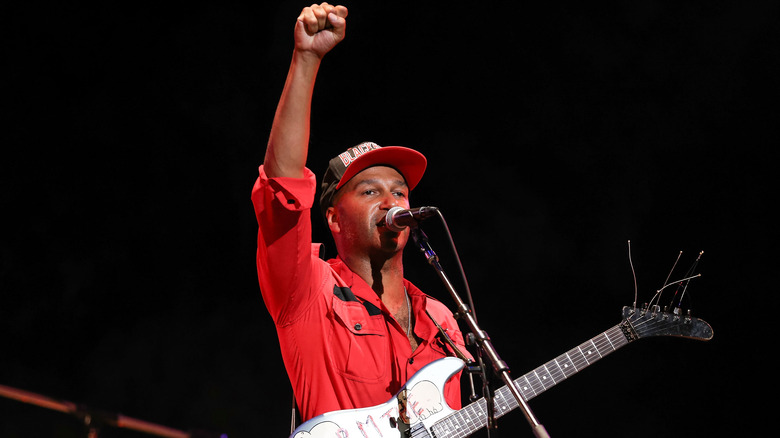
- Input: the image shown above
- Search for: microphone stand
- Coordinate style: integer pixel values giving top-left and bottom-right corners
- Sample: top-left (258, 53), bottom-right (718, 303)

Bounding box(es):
top-left (410, 226), bottom-right (550, 438)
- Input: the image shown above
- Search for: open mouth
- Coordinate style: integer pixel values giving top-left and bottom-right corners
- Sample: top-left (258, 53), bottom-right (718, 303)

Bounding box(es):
top-left (375, 213), bottom-right (388, 228)
top-left (376, 216), bottom-right (399, 232)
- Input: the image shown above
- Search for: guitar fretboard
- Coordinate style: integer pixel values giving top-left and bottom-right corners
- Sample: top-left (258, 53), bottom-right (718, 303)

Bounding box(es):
top-left (428, 323), bottom-right (631, 438)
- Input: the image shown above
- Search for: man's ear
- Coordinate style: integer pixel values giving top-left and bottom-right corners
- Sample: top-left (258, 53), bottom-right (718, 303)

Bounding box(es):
top-left (326, 206), bottom-right (340, 234)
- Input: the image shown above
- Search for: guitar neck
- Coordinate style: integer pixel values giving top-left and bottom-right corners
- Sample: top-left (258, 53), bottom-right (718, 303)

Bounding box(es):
top-left (431, 322), bottom-right (631, 437)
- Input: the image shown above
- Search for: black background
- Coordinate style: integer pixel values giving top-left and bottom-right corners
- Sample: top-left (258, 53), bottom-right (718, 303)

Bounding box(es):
top-left (2, 1), bottom-right (775, 437)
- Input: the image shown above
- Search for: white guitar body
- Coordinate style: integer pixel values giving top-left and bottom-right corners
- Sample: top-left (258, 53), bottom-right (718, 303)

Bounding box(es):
top-left (291, 357), bottom-right (465, 438)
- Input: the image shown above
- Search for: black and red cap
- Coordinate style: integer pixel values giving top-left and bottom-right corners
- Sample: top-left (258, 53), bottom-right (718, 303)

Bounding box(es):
top-left (319, 141), bottom-right (427, 217)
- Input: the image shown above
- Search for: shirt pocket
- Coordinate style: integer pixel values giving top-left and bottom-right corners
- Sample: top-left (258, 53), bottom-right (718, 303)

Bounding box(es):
top-left (330, 300), bottom-right (388, 383)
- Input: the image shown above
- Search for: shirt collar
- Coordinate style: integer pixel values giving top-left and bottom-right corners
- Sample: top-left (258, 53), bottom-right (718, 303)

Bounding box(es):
top-left (330, 256), bottom-right (425, 307)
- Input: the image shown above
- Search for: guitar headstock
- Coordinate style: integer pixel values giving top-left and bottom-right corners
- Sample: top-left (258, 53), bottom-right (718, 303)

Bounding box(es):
top-left (621, 305), bottom-right (714, 342)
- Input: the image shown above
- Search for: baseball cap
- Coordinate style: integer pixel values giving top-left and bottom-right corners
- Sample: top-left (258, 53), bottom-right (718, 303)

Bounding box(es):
top-left (319, 142), bottom-right (427, 217)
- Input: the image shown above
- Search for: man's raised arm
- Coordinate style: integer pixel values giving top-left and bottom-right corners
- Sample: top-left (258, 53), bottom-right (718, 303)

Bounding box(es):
top-left (263, 3), bottom-right (348, 179)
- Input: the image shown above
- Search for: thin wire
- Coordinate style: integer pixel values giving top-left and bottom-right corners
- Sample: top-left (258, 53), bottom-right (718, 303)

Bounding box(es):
top-left (657, 274), bottom-right (701, 293)
top-left (404, 287), bottom-right (412, 335)
top-left (628, 240), bottom-right (638, 310)
top-left (435, 209), bottom-right (478, 322)
top-left (655, 251), bottom-right (683, 309)
top-left (677, 251), bottom-right (703, 308)
top-left (661, 251), bottom-right (683, 289)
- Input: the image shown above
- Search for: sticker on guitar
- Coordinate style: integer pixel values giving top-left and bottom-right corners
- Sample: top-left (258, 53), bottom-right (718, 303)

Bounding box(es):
top-left (291, 376), bottom-right (451, 438)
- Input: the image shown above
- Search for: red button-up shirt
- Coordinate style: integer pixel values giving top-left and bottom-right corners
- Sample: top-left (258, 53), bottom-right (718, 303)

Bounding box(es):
top-left (252, 166), bottom-right (468, 421)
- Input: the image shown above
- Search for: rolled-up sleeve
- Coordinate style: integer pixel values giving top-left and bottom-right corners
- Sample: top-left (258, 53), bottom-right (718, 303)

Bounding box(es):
top-left (252, 165), bottom-right (318, 324)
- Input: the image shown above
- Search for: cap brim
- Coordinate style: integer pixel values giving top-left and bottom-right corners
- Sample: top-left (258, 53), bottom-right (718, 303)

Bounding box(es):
top-left (335, 146), bottom-right (427, 191)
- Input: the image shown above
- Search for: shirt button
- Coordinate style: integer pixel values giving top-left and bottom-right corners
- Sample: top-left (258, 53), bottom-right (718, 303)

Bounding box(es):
top-left (354, 323), bottom-right (362, 331)
top-left (408, 358), bottom-right (414, 364)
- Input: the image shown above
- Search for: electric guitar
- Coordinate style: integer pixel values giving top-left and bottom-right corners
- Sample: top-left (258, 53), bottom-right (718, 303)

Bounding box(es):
top-left (290, 305), bottom-right (713, 438)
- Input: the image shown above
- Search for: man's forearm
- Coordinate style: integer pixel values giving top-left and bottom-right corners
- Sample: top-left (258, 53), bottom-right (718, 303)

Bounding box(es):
top-left (264, 51), bottom-right (322, 179)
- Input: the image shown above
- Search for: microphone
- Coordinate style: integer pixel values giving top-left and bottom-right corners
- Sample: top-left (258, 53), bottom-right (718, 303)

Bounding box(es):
top-left (385, 206), bottom-right (439, 232)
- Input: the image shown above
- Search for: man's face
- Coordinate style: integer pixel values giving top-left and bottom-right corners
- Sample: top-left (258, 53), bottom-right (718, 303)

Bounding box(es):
top-left (327, 165), bottom-right (411, 257)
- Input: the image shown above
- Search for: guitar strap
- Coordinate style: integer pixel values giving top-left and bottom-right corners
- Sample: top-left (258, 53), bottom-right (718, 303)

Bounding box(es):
top-left (425, 309), bottom-right (472, 363)
top-left (290, 394), bottom-right (299, 435)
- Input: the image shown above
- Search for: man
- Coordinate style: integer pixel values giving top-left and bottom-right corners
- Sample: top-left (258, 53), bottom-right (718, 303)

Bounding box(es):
top-left (252, 3), bottom-right (469, 423)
